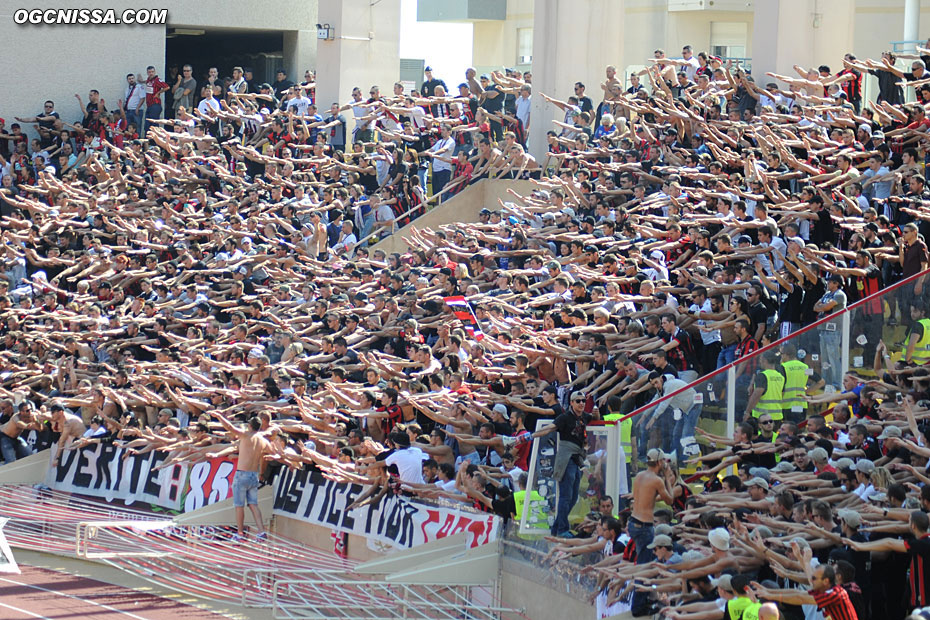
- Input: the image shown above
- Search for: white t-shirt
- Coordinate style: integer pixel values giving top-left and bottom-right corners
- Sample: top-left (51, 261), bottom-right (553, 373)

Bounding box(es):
top-left (428, 137), bottom-right (455, 172)
top-left (197, 97), bottom-right (220, 115)
top-left (386, 447), bottom-right (427, 484)
top-left (287, 96), bottom-right (313, 116)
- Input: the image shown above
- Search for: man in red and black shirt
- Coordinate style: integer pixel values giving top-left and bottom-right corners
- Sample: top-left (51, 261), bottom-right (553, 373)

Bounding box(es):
top-left (844, 509), bottom-right (930, 613)
top-left (377, 387), bottom-right (403, 437)
top-left (754, 564), bottom-right (858, 620)
top-left (143, 65), bottom-right (169, 135)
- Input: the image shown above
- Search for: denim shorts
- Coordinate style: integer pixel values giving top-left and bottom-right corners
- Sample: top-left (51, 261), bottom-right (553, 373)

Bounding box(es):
top-left (233, 470), bottom-right (259, 507)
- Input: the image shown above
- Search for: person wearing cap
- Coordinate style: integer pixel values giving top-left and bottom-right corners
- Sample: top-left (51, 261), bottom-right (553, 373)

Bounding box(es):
top-left (849, 458), bottom-right (877, 501)
top-left (420, 66), bottom-right (447, 99)
top-left (813, 274), bottom-right (848, 388)
top-left (809, 446), bottom-right (836, 475)
top-left (645, 534), bottom-right (680, 564)
top-left (629, 448), bottom-right (675, 565)
top-left (641, 371), bottom-right (699, 461)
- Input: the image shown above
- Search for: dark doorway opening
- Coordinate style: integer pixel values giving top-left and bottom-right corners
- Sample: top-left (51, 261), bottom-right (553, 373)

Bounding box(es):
top-left (165, 28), bottom-right (285, 91)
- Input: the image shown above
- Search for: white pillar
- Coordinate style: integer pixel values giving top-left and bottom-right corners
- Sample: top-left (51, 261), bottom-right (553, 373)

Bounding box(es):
top-left (904, 0), bottom-right (921, 53)
top-left (316, 0), bottom-right (401, 132)
top-left (528, 0), bottom-right (625, 162)
top-left (752, 0), bottom-right (854, 83)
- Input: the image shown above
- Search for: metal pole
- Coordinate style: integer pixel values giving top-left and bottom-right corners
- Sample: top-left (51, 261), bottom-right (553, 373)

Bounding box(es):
top-left (840, 311), bottom-right (851, 383)
top-left (726, 366), bottom-right (736, 474)
top-left (904, 0), bottom-right (920, 53)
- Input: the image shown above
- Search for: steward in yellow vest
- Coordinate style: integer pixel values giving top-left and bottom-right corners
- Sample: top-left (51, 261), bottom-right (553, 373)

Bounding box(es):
top-left (744, 352), bottom-right (784, 423)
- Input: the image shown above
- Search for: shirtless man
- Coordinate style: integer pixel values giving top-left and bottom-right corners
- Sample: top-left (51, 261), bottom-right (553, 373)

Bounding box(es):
top-left (0, 405), bottom-right (44, 464)
top-left (50, 404), bottom-right (87, 467)
top-left (630, 448), bottom-right (675, 564)
top-left (212, 411), bottom-right (270, 542)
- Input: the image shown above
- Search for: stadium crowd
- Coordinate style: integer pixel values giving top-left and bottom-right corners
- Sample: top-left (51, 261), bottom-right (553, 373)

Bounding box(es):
top-left (2, 41), bottom-right (930, 620)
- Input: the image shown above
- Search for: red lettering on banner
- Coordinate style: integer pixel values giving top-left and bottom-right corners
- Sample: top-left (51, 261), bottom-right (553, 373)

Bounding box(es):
top-left (183, 458), bottom-right (237, 512)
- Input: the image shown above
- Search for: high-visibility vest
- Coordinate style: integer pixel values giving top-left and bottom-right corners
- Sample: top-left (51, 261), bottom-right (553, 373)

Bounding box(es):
top-left (910, 318), bottom-right (930, 366)
top-left (513, 490), bottom-right (549, 529)
top-left (781, 359), bottom-right (810, 413)
top-left (604, 412), bottom-right (633, 464)
top-left (727, 596), bottom-right (762, 620)
top-left (752, 369), bottom-right (785, 420)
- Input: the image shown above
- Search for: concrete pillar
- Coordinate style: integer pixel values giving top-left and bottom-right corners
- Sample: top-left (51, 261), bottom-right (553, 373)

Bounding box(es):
top-left (315, 0), bottom-right (401, 129)
top-left (283, 29), bottom-right (317, 85)
top-left (752, 0), bottom-right (854, 84)
top-left (527, 0), bottom-right (625, 162)
top-left (904, 0), bottom-right (921, 53)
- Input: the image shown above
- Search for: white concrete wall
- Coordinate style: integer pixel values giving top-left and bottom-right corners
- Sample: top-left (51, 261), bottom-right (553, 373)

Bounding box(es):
top-left (315, 0), bottom-right (402, 134)
top-left (0, 0), bottom-right (317, 141)
top-left (752, 0), bottom-right (856, 86)
top-left (528, 0), bottom-right (626, 161)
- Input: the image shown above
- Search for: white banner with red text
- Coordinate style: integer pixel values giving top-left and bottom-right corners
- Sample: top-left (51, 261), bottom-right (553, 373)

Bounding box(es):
top-left (45, 442), bottom-right (235, 513)
top-left (272, 467), bottom-right (500, 549)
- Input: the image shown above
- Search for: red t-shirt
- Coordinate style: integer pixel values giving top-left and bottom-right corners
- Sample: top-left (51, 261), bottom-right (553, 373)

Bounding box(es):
top-left (145, 76), bottom-right (169, 106)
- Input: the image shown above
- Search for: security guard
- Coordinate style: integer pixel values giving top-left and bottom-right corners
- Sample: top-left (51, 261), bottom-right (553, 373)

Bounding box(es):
top-left (905, 303), bottom-right (930, 366)
top-left (604, 395), bottom-right (636, 491)
top-left (779, 344), bottom-right (824, 423)
top-left (513, 472), bottom-right (549, 533)
top-left (744, 352), bottom-right (785, 424)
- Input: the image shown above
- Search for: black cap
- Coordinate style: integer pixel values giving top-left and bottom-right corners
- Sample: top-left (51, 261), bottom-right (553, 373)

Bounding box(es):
top-left (479, 208), bottom-right (491, 215)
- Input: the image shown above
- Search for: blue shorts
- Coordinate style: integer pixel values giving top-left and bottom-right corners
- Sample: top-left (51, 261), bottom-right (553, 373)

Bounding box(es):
top-left (233, 470), bottom-right (259, 507)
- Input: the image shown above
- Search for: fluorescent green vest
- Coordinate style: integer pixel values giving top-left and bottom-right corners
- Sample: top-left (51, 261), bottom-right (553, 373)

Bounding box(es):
top-left (604, 412), bottom-right (633, 464)
top-left (781, 359), bottom-right (810, 413)
top-left (752, 369), bottom-right (785, 420)
top-left (514, 489), bottom-right (549, 529)
top-left (911, 318), bottom-right (930, 365)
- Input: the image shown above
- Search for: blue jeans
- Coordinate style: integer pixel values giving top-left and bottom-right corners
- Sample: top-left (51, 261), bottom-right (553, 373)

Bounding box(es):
top-left (432, 168), bottom-right (451, 198)
top-left (418, 167), bottom-right (428, 193)
top-left (0, 435), bottom-right (32, 464)
top-left (735, 373), bottom-right (753, 416)
top-left (127, 109), bottom-right (144, 134)
top-left (552, 458), bottom-right (581, 536)
top-left (359, 212), bottom-right (375, 242)
top-left (232, 470), bottom-right (259, 507)
top-left (820, 328), bottom-right (842, 389)
top-left (672, 403), bottom-right (703, 460)
top-left (628, 517), bottom-right (654, 564)
top-left (144, 103), bottom-right (162, 135)
top-left (717, 343), bottom-right (737, 367)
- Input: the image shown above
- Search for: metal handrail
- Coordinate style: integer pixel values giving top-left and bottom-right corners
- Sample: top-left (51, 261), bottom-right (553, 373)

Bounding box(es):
top-left (611, 266), bottom-right (930, 424)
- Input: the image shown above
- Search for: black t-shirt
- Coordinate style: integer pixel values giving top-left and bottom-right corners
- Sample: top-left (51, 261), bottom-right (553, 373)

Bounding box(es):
top-left (800, 278), bottom-right (826, 325)
top-left (812, 208), bottom-right (834, 246)
top-left (748, 301), bottom-right (772, 336)
top-left (780, 281), bottom-right (804, 323)
top-left (525, 398), bottom-right (561, 435)
top-left (846, 436), bottom-right (882, 461)
top-left (482, 85), bottom-right (504, 113)
top-left (553, 411), bottom-right (591, 448)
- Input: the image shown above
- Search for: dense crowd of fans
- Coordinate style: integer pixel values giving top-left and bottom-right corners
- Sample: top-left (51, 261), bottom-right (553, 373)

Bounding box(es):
top-left (2, 41), bottom-right (930, 620)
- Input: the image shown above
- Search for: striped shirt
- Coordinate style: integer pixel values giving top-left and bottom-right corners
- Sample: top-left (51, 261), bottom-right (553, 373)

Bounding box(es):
top-left (905, 533), bottom-right (930, 608)
top-left (811, 585), bottom-right (858, 620)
